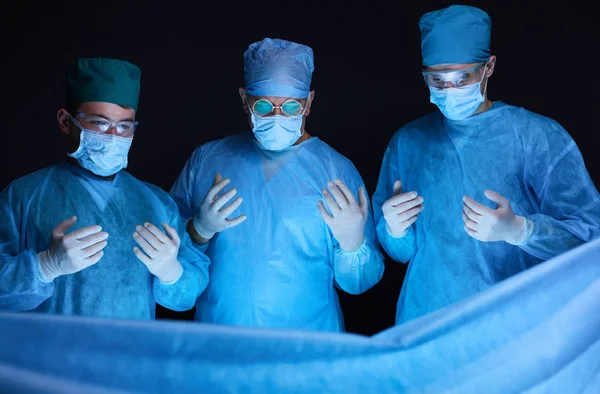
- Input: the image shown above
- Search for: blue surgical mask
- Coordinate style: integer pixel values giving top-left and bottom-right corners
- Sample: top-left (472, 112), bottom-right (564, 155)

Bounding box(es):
top-left (251, 113), bottom-right (304, 151)
top-left (68, 124), bottom-right (133, 177)
top-left (429, 69), bottom-right (488, 121)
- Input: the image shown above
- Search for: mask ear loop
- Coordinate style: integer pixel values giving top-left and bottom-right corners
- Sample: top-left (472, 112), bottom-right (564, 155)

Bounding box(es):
top-left (295, 94), bottom-right (312, 136)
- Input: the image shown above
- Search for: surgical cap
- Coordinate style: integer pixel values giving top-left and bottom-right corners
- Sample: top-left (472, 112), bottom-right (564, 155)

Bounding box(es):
top-left (243, 38), bottom-right (314, 98)
top-left (419, 5), bottom-right (492, 67)
top-left (66, 58), bottom-right (141, 111)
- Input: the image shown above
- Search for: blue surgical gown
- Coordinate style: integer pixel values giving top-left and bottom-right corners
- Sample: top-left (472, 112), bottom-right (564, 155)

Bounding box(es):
top-left (0, 162), bottom-right (210, 319)
top-left (170, 132), bottom-right (385, 332)
top-left (373, 101), bottom-right (600, 324)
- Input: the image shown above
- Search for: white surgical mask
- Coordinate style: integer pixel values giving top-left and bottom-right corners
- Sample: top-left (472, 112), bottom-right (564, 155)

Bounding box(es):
top-left (67, 118), bottom-right (133, 177)
top-left (251, 113), bottom-right (304, 151)
top-left (429, 66), bottom-right (488, 121)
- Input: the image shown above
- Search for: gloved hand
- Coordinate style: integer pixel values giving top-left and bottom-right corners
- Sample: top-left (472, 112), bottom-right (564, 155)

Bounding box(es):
top-left (318, 179), bottom-right (368, 253)
top-left (38, 216), bottom-right (109, 282)
top-left (382, 180), bottom-right (424, 238)
top-left (192, 173), bottom-right (247, 240)
top-left (133, 222), bottom-right (184, 284)
top-left (462, 190), bottom-right (533, 245)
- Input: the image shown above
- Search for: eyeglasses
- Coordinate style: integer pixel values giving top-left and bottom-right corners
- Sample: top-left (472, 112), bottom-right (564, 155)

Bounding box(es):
top-left (248, 98), bottom-right (305, 118)
top-left (73, 112), bottom-right (138, 137)
top-left (422, 62), bottom-right (486, 89)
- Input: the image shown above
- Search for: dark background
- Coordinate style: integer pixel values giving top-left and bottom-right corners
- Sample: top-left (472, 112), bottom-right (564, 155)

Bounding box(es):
top-left (1, 2), bottom-right (598, 335)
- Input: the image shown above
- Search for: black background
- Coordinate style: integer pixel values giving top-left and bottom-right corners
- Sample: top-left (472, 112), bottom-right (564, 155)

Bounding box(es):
top-left (1, 2), bottom-right (598, 335)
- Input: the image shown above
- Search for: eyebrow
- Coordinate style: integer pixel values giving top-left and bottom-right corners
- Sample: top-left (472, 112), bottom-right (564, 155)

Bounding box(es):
top-left (250, 97), bottom-right (306, 103)
top-left (87, 113), bottom-right (135, 122)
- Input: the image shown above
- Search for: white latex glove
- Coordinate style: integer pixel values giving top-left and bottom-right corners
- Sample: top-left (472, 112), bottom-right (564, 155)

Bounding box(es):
top-left (462, 190), bottom-right (533, 245)
top-left (318, 179), bottom-right (368, 253)
top-left (38, 216), bottom-right (108, 282)
top-left (192, 173), bottom-right (247, 240)
top-left (133, 222), bottom-right (184, 284)
top-left (382, 180), bottom-right (424, 238)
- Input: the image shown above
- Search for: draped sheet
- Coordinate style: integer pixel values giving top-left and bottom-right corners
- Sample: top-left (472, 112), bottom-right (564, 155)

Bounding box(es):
top-left (1, 238), bottom-right (599, 393)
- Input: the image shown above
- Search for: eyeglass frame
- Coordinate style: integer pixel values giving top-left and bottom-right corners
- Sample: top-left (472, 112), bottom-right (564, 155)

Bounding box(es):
top-left (246, 97), bottom-right (307, 118)
top-left (72, 112), bottom-right (139, 137)
top-left (421, 62), bottom-right (488, 90)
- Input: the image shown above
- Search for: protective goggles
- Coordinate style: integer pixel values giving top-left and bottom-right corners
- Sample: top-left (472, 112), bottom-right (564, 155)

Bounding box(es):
top-left (74, 112), bottom-right (138, 137)
top-left (422, 62), bottom-right (486, 89)
top-left (249, 98), bottom-right (306, 118)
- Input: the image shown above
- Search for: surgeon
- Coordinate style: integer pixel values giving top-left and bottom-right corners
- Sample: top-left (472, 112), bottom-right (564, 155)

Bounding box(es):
top-left (0, 58), bottom-right (210, 319)
top-left (373, 5), bottom-right (600, 325)
top-left (170, 38), bottom-right (384, 332)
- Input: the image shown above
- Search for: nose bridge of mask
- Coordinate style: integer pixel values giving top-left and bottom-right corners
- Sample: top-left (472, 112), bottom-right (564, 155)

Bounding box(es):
top-left (88, 130), bottom-right (133, 144)
top-left (252, 113), bottom-right (302, 131)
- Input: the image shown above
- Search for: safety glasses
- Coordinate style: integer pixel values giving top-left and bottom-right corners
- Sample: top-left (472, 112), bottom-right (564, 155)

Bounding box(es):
top-left (422, 62), bottom-right (486, 89)
top-left (75, 112), bottom-right (138, 137)
top-left (249, 98), bottom-right (305, 118)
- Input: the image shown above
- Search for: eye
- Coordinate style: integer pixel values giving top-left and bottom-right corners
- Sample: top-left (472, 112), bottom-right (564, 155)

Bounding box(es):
top-left (253, 100), bottom-right (273, 116)
top-left (282, 100), bottom-right (302, 116)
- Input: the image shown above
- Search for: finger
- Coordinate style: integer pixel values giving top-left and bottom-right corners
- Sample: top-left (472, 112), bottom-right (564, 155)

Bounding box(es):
top-left (358, 187), bottom-right (369, 215)
top-left (213, 188), bottom-right (238, 211)
top-left (392, 180), bottom-right (402, 196)
top-left (133, 246), bottom-right (152, 265)
top-left (463, 196), bottom-right (492, 215)
top-left (214, 173), bottom-right (223, 185)
top-left (327, 182), bottom-right (349, 209)
top-left (317, 201), bottom-right (333, 224)
top-left (84, 250), bottom-right (104, 265)
top-left (205, 178), bottom-right (231, 204)
top-left (393, 196), bottom-right (424, 215)
top-left (322, 190), bottom-right (341, 215)
top-left (386, 191), bottom-right (419, 207)
top-left (333, 180), bottom-right (358, 206)
top-left (81, 240), bottom-right (108, 259)
top-left (220, 196), bottom-right (243, 217)
top-left (463, 203), bottom-right (480, 222)
top-left (397, 204), bottom-right (423, 222)
top-left (143, 222), bottom-right (170, 244)
top-left (225, 215), bottom-right (247, 228)
top-left (69, 224), bottom-right (103, 240)
top-left (400, 214), bottom-right (419, 228)
top-left (135, 225), bottom-right (163, 250)
top-left (464, 224), bottom-right (480, 240)
top-left (484, 190), bottom-right (508, 208)
top-left (462, 211), bottom-right (478, 231)
top-left (77, 231), bottom-right (109, 249)
top-left (162, 223), bottom-right (181, 247)
top-left (53, 216), bottom-right (78, 236)
top-left (133, 229), bottom-right (159, 257)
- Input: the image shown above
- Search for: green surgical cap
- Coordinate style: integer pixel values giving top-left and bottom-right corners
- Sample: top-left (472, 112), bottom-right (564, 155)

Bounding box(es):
top-left (66, 58), bottom-right (141, 111)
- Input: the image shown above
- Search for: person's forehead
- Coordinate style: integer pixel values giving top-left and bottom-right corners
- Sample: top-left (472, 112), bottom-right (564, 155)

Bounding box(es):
top-left (77, 101), bottom-right (136, 120)
top-left (426, 62), bottom-right (481, 72)
top-left (249, 95), bottom-right (306, 103)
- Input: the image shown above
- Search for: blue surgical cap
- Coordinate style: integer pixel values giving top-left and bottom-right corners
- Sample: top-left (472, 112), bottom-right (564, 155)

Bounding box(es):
top-left (243, 38), bottom-right (314, 98)
top-left (419, 5), bottom-right (492, 67)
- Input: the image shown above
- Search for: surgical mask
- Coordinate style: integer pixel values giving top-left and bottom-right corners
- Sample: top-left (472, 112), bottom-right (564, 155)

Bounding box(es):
top-left (250, 112), bottom-right (304, 152)
top-left (67, 122), bottom-right (133, 177)
top-left (429, 66), bottom-right (488, 121)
